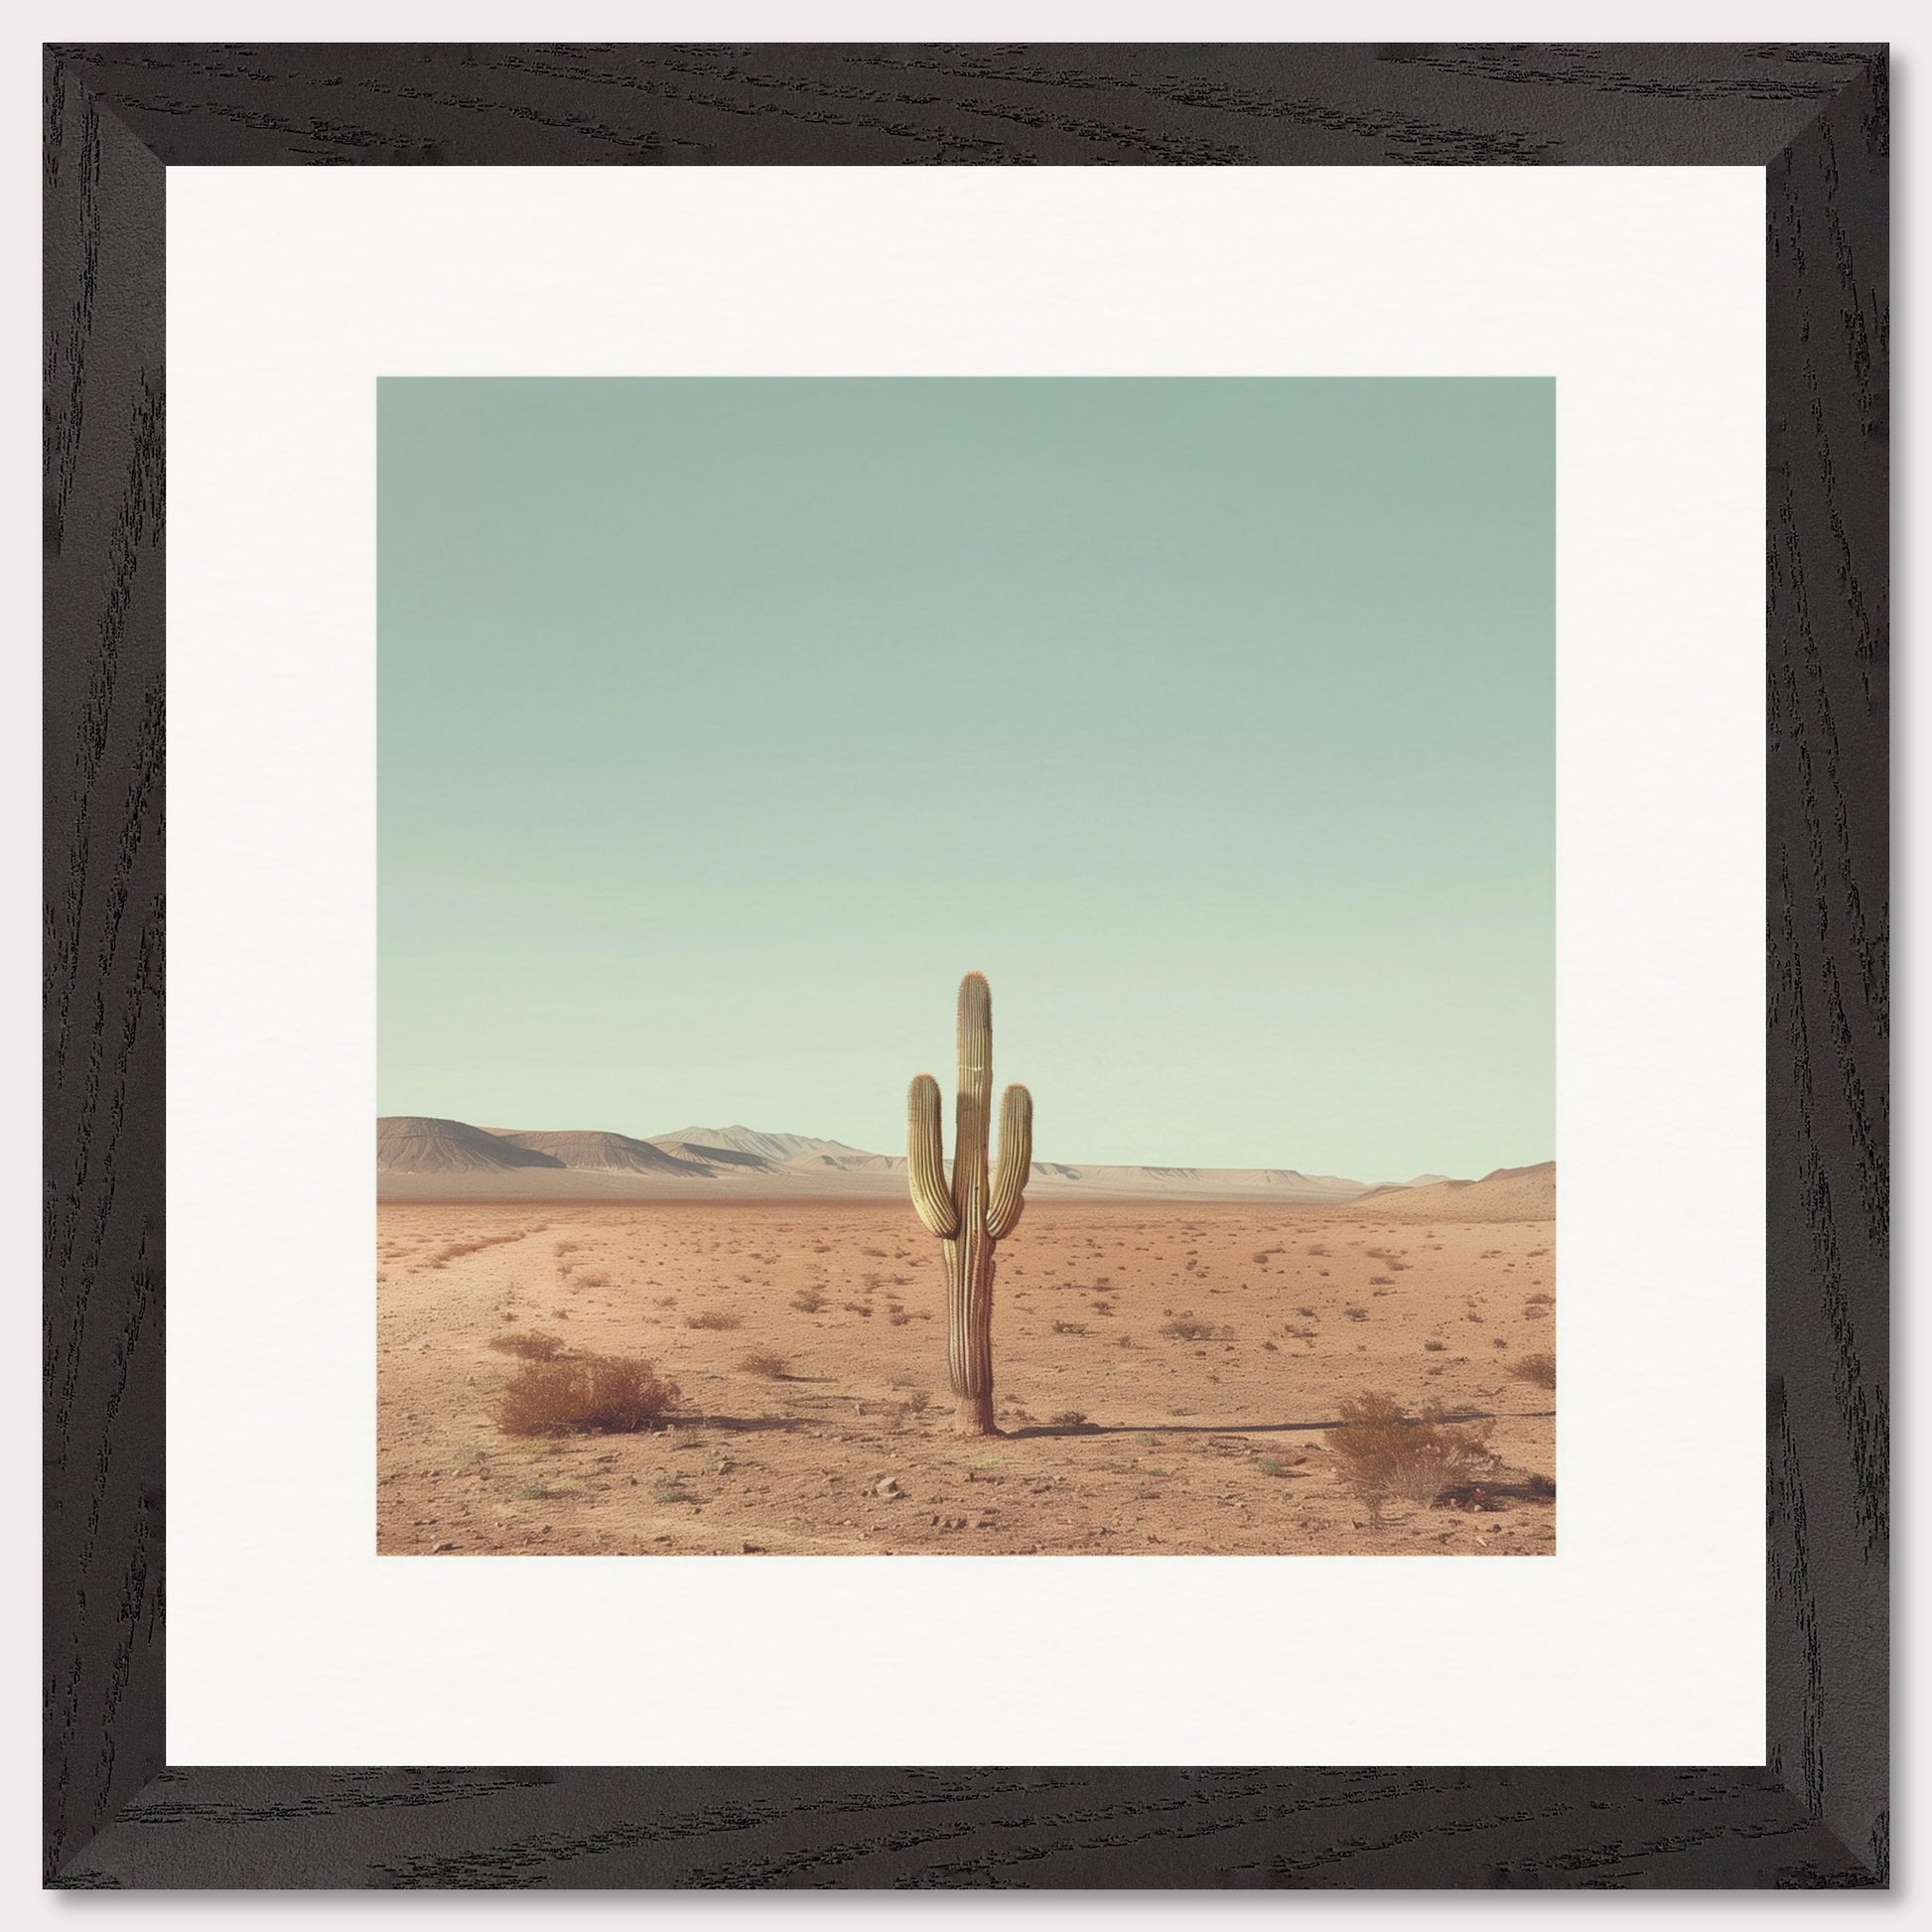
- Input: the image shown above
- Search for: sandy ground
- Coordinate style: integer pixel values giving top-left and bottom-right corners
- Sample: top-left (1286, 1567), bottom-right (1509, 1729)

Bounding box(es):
top-left (377, 1195), bottom-right (1555, 1557)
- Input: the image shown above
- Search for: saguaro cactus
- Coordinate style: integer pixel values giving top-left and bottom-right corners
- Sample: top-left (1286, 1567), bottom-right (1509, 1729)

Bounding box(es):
top-left (907, 973), bottom-right (1033, 1436)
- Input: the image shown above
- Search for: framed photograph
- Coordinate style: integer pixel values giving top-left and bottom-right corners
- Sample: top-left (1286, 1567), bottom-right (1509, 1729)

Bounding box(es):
top-left (45, 42), bottom-right (1887, 1888)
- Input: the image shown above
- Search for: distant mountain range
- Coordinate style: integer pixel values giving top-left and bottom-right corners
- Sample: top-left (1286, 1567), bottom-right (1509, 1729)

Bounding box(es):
top-left (651, 1125), bottom-right (867, 1166)
top-left (376, 1116), bottom-right (1551, 1213)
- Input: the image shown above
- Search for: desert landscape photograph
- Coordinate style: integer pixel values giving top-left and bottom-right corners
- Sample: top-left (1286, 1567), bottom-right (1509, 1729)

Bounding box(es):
top-left (379, 376), bottom-right (1554, 1557)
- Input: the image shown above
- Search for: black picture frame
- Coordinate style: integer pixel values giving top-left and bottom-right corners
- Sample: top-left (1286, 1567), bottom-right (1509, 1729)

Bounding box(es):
top-left (44, 42), bottom-right (1888, 1889)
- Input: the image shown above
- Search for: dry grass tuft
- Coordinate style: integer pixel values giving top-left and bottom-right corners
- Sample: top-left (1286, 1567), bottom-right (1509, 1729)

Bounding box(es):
top-left (1511, 1351), bottom-right (1557, 1389)
top-left (495, 1355), bottom-right (681, 1437)
top-left (1159, 1314), bottom-right (1218, 1342)
top-left (1325, 1392), bottom-right (1500, 1523)
top-left (685, 1309), bottom-right (742, 1331)
top-left (487, 1329), bottom-right (564, 1361)
top-left (425, 1230), bottom-right (528, 1269)
top-left (739, 1350), bottom-right (792, 1380)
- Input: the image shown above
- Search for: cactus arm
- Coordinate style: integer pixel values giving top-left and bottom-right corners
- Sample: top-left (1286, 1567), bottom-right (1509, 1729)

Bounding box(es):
top-left (986, 1083), bottom-right (1033, 1239)
top-left (906, 1074), bottom-right (958, 1237)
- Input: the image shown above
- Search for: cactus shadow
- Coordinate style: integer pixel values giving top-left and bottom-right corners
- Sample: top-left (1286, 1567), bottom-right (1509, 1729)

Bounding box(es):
top-left (682, 1414), bottom-right (814, 1434)
top-left (1007, 1419), bottom-right (1344, 1441)
top-left (1007, 1408), bottom-right (1553, 1441)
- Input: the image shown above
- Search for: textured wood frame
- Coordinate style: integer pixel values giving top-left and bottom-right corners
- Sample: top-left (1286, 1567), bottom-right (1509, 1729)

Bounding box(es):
top-left (44, 43), bottom-right (1888, 1889)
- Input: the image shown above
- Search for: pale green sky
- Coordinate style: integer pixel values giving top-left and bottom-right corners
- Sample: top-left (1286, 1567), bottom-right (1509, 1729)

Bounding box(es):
top-left (379, 378), bottom-right (1552, 1180)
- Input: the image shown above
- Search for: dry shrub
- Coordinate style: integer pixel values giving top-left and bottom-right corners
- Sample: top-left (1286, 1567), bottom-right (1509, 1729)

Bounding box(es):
top-left (428, 1230), bottom-right (526, 1268)
top-left (685, 1309), bottom-right (742, 1331)
top-left (1511, 1351), bottom-right (1557, 1389)
top-left (1160, 1314), bottom-right (1216, 1342)
top-left (488, 1329), bottom-right (564, 1361)
top-left (791, 1288), bottom-right (827, 1313)
top-left (1325, 1392), bottom-right (1500, 1523)
top-left (496, 1355), bottom-right (681, 1437)
top-left (739, 1350), bottom-right (791, 1380)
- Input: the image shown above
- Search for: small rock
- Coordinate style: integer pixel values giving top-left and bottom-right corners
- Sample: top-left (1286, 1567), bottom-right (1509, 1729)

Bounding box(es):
top-left (742, 1541), bottom-right (766, 1554)
top-left (875, 1477), bottom-right (901, 1498)
top-left (433, 1542), bottom-right (457, 1554)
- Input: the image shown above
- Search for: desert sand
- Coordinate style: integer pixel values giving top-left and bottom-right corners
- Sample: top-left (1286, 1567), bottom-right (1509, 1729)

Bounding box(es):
top-left (376, 1168), bottom-right (1555, 1558)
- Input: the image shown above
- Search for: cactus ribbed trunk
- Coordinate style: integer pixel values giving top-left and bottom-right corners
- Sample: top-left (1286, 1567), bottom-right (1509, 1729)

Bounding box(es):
top-left (947, 973), bottom-right (994, 1425)
top-left (907, 974), bottom-right (1032, 1437)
